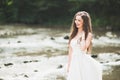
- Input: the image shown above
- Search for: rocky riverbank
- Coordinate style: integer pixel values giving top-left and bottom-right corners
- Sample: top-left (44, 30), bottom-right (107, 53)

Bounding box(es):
top-left (0, 25), bottom-right (120, 80)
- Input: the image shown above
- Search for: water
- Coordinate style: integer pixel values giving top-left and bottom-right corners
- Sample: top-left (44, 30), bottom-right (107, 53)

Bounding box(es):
top-left (103, 66), bottom-right (120, 80)
top-left (0, 25), bottom-right (120, 80)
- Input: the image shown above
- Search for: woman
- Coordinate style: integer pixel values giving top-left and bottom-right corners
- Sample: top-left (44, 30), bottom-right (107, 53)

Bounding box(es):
top-left (67, 11), bottom-right (102, 80)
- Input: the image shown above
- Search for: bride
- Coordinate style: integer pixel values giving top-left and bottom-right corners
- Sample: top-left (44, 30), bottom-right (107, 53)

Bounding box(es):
top-left (67, 11), bottom-right (102, 80)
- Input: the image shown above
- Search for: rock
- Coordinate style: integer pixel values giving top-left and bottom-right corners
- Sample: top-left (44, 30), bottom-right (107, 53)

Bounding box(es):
top-left (23, 60), bottom-right (38, 63)
top-left (34, 70), bottom-right (38, 72)
top-left (23, 61), bottom-right (29, 63)
top-left (91, 54), bottom-right (98, 58)
top-left (17, 41), bottom-right (21, 43)
top-left (105, 32), bottom-right (117, 38)
top-left (57, 64), bottom-right (63, 69)
top-left (4, 63), bottom-right (13, 66)
top-left (64, 35), bottom-right (69, 40)
top-left (115, 51), bottom-right (120, 54)
top-left (32, 60), bottom-right (38, 62)
top-left (106, 61), bottom-right (109, 63)
top-left (24, 75), bottom-right (29, 78)
top-left (56, 76), bottom-right (65, 80)
top-left (8, 42), bottom-right (10, 44)
top-left (100, 62), bottom-right (103, 63)
top-left (50, 37), bottom-right (55, 40)
top-left (115, 59), bottom-right (120, 61)
top-left (29, 61), bottom-right (32, 62)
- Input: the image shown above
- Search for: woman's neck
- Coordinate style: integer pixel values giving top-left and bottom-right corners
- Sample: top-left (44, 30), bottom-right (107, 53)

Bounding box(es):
top-left (78, 28), bottom-right (83, 33)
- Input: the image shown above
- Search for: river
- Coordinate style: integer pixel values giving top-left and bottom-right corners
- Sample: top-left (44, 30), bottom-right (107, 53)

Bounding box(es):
top-left (0, 25), bottom-right (120, 80)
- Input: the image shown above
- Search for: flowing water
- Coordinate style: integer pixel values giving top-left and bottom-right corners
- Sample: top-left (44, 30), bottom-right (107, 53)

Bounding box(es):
top-left (0, 25), bottom-right (120, 80)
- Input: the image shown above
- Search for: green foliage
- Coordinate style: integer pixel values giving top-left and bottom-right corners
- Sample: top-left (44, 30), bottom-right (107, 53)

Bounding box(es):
top-left (0, 0), bottom-right (120, 28)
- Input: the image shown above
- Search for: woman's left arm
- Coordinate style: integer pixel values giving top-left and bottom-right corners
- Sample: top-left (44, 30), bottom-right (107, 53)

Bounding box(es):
top-left (85, 32), bottom-right (92, 48)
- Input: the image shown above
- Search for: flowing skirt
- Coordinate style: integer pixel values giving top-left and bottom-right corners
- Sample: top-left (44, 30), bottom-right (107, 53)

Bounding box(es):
top-left (67, 50), bottom-right (102, 80)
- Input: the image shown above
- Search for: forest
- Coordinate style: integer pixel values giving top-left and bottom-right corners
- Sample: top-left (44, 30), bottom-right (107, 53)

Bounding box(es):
top-left (0, 0), bottom-right (120, 29)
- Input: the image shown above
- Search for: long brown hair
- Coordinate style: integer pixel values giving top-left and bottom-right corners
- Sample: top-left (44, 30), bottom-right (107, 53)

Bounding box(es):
top-left (69, 11), bottom-right (92, 53)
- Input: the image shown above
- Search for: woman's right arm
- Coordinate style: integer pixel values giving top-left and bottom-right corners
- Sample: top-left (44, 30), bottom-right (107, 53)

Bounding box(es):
top-left (67, 44), bottom-right (72, 73)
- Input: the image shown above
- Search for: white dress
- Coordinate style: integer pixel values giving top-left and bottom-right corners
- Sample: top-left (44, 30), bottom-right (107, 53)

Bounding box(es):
top-left (67, 38), bottom-right (102, 80)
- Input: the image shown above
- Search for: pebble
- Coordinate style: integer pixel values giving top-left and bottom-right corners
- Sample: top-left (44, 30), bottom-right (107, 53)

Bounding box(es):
top-left (4, 63), bottom-right (13, 66)
top-left (64, 35), bottom-right (69, 40)
top-left (57, 64), bottom-right (63, 69)
top-left (91, 54), bottom-right (98, 58)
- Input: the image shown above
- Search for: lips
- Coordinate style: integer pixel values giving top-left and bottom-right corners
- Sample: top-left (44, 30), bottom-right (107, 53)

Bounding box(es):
top-left (76, 24), bottom-right (80, 27)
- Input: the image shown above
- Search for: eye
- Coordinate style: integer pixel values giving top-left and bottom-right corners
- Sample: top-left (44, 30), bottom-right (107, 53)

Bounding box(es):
top-left (75, 19), bottom-right (77, 22)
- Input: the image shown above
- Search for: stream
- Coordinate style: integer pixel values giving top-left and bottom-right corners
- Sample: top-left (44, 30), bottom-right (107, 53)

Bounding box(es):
top-left (0, 25), bottom-right (120, 80)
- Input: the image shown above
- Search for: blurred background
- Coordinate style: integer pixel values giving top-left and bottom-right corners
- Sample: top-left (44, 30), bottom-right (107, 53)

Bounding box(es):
top-left (0, 0), bottom-right (120, 28)
top-left (0, 0), bottom-right (120, 80)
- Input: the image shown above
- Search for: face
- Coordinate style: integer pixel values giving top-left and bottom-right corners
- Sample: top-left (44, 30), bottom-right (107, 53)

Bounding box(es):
top-left (75, 15), bottom-right (83, 29)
